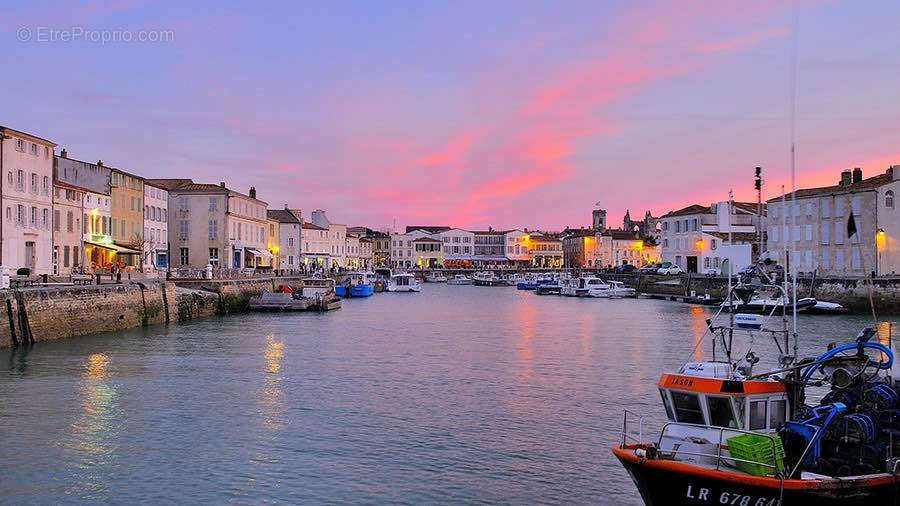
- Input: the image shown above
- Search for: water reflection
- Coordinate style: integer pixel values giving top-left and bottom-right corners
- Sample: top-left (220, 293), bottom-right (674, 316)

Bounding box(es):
top-left (515, 298), bottom-right (536, 380)
top-left (7, 344), bottom-right (32, 375)
top-left (689, 305), bottom-right (708, 361)
top-left (65, 352), bottom-right (121, 499)
top-left (258, 335), bottom-right (285, 432)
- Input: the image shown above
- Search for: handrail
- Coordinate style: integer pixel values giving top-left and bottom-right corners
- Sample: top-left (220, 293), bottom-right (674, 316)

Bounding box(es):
top-left (621, 409), bottom-right (644, 447)
top-left (657, 422), bottom-right (783, 476)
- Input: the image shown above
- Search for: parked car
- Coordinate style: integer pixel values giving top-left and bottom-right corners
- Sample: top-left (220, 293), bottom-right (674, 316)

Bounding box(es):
top-left (616, 264), bottom-right (636, 273)
top-left (657, 263), bottom-right (683, 275)
top-left (639, 263), bottom-right (659, 274)
top-left (701, 267), bottom-right (721, 276)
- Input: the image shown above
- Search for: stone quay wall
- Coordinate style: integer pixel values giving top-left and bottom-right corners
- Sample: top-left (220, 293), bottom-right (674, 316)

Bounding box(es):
top-left (0, 276), bottom-right (312, 348)
top-left (611, 273), bottom-right (900, 313)
top-left (0, 281), bottom-right (177, 348)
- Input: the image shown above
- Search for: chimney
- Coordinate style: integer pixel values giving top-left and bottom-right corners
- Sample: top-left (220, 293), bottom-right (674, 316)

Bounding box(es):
top-left (284, 204), bottom-right (289, 210)
top-left (60, 148), bottom-right (67, 158)
top-left (852, 167), bottom-right (863, 184)
top-left (219, 181), bottom-right (225, 188)
top-left (97, 160), bottom-right (103, 167)
top-left (839, 169), bottom-right (852, 186)
top-left (249, 186), bottom-right (256, 199)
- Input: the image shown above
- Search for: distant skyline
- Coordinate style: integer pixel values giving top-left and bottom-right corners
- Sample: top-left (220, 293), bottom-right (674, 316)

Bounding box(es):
top-left (3, 0), bottom-right (899, 231)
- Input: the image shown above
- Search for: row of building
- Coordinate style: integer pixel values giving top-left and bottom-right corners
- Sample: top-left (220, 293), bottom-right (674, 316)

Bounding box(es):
top-left (2, 124), bottom-right (897, 277)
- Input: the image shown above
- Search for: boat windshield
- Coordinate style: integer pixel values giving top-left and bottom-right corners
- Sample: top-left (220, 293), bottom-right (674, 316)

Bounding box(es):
top-left (670, 391), bottom-right (704, 424)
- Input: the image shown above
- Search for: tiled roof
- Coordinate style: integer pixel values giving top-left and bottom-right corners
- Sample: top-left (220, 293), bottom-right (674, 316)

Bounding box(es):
top-left (766, 169), bottom-right (895, 202)
top-left (662, 204), bottom-right (711, 217)
top-left (405, 225), bottom-right (451, 233)
top-left (266, 209), bottom-right (301, 223)
top-left (302, 222), bottom-right (327, 231)
top-left (0, 125), bottom-right (56, 146)
top-left (146, 178), bottom-right (265, 203)
top-left (412, 237), bottom-right (442, 243)
top-left (603, 230), bottom-right (642, 240)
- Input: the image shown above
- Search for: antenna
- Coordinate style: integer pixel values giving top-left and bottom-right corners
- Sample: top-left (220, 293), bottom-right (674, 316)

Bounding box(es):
top-left (755, 167), bottom-right (763, 258)
top-left (789, 0), bottom-right (799, 357)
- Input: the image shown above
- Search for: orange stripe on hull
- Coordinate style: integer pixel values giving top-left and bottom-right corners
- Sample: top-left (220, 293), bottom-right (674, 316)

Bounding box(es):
top-left (658, 374), bottom-right (786, 395)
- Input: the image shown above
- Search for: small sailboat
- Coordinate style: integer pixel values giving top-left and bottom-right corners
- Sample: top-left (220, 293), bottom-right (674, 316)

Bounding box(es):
top-left (386, 273), bottom-right (421, 292)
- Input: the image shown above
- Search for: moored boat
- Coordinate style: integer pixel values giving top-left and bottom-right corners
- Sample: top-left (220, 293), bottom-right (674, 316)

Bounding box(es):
top-left (516, 274), bottom-right (539, 290)
top-left (335, 272), bottom-right (375, 297)
top-left (425, 270), bottom-right (448, 283)
top-left (614, 264), bottom-right (900, 505)
top-left (386, 273), bottom-right (421, 292)
top-left (447, 274), bottom-right (472, 285)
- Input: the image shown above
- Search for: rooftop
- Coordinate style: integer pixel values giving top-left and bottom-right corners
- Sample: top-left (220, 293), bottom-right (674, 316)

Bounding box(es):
top-left (266, 209), bottom-right (301, 224)
top-left (766, 167), bottom-right (896, 202)
top-left (406, 225), bottom-right (451, 233)
top-left (0, 125), bottom-right (57, 146)
top-left (146, 178), bottom-right (267, 203)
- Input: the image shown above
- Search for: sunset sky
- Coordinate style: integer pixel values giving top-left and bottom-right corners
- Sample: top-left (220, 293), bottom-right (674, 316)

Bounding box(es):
top-left (3, 0), bottom-right (899, 231)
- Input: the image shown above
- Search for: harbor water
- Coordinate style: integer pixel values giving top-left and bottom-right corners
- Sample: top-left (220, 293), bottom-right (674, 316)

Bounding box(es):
top-left (1, 284), bottom-right (895, 504)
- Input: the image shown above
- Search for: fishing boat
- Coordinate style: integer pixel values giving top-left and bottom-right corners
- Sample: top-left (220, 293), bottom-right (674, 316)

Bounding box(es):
top-left (386, 272), bottom-right (421, 292)
top-left (334, 272), bottom-right (375, 297)
top-left (447, 274), bottom-right (472, 285)
top-left (249, 286), bottom-right (341, 312)
top-left (425, 270), bottom-right (448, 283)
top-left (505, 273), bottom-right (524, 286)
top-left (613, 265), bottom-right (900, 505)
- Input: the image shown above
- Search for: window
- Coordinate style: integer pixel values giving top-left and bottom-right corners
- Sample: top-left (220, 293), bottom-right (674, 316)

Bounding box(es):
top-left (30, 206), bottom-right (37, 227)
top-left (30, 143), bottom-right (38, 155)
top-left (835, 198), bottom-right (845, 217)
top-left (63, 246), bottom-right (70, 268)
top-left (820, 198), bottom-right (830, 218)
top-left (180, 197), bottom-right (188, 211)
top-left (66, 211), bottom-right (73, 232)
top-left (749, 400), bottom-right (767, 430)
top-left (208, 248), bottom-right (219, 266)
top-left (670, 391), bottom-right (704, 424)
top-left (16, 205), bottom-right (24, 225)
top-left (820, 223), bottom-right (830, 245)
top-left (804, 224), bottom-right (812, 241)
top-left (208, 219), bottom-right (217, 240)
top-left (835, 249), bottom-right (845, 270)
top-left (887, 191), bottom-right (895, 209)
top-left (30, 173), bottom-right (37, 193)
top-left (42, 176), bottom-right (49, 195)
top-left (209, 197), bottom-right (217, 211)
top-left (179, 220), bottom-right (188, 240)
top-left (15, 138), bottom-right (24, 151)
top-left (834, 222), bottom-right (844, 245)
top-left (180, 248), bottom-right (190, 265)
top-left (851, 248), bottom-right (861, 270)
top-left (707, 396), bottom-right (737, 428)
top-left (659, 389), bottom-right (674, 420)
top-left (675, 221), bottom-right (681, 233)
top-left (769, 399), bottom-right (787, 430)
top-left (851, 196), bottom-right (861, 215)
top-left (73, 246), bottom-right (80, 266)
top-left (15, 170), bottom-right (23, 191)
top-left (821, 250), bottom-right (830, 270)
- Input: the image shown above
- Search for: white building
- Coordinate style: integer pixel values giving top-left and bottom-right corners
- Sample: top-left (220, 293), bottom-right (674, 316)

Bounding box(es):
top-left (302, 222), bottom-right (330, 270)
top-left (439, 228), bottom-right (475, 267)
top-left (266, 207), bottom-right (302, 273)
top-left (659, 201), bottom-right (763, 274)
top-left (143, 181), bottom-right (169, 271)
top-left (1, 126), bottom-right (56, 274)
top-left (83, 189), bottom-right (114, 269)
top-left (504, 229), bottom-right (533, 265)
top-left (391, 229), bottom-right (437, 268)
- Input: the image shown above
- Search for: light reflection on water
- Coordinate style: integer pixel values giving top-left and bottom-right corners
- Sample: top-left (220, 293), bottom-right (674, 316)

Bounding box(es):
top-left (0, 285), bottom-right (896, 504)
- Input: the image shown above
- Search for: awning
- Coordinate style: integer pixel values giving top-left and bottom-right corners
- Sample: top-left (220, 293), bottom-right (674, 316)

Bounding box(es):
top-left (108, 243), bottom-right (142, 255)
top-left (85, 241), bottom-right (117, 252)
top-left (245, 247), bottom-right (273, 259)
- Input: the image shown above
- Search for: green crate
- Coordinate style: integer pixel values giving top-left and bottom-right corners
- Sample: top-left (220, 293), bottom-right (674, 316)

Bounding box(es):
top-left (726, 433), bottom-right (785, 476)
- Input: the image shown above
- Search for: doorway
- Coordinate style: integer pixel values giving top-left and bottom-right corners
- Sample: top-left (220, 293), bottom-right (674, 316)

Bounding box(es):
top-left (686, 256), bottom-right (698, 273)
top-left (25, 241), bottom-right (35, 272)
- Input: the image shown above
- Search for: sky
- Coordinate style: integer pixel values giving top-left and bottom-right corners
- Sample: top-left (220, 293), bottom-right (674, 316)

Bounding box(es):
top-left (2, 0), bottom-right (899, 232)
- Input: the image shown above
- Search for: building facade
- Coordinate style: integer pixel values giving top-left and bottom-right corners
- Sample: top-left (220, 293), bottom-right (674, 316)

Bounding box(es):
top-left (150, 180), bottom-right (270, 271)
top-left (55, 151), bottom-right (114, 271)
top-left (267, 208), bottom-right (302, 273)
top-left (109, 168), bottom-right (145, 267)
top-left (51, 181), bottom-right (84, 275)
top-left (766, 167), bottom-right (900, 277)
top-left (660, 201), bottom-right (762, 273)
top-left (0, 126), bottom-right (55, 274)
top-left (359, 237), bottom-right (374, 270)
top-left (143, 182), bottom-right (169, 271)
top-left (439, 228), bottom-right (475, 268)
top-left (302, 222), bottom-right (330, 270)
top-left (529, 232), bottom-right (563, 268)
top-left (562, 229), bottom-right (598, 268)
top-left (595, 230), bottom-right (646, 268)
top-left (504, 230), bottom-right (533, 266)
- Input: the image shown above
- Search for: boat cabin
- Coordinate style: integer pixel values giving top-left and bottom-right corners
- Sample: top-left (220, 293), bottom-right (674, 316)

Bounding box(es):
top-left (657, 365), bottom-right (789, 433)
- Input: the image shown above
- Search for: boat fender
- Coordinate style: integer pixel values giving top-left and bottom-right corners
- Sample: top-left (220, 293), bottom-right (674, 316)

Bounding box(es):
top-left (635, 448), bottom-right (647, 459)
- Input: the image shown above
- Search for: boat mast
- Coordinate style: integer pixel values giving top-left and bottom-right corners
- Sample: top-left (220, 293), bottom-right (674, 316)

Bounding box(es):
top-left (727, 191), bottom-right (734, 365)
top-left (789, 1), bottom-right (799, 358)
top-left (781, 185), bottom-right (789, 352)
